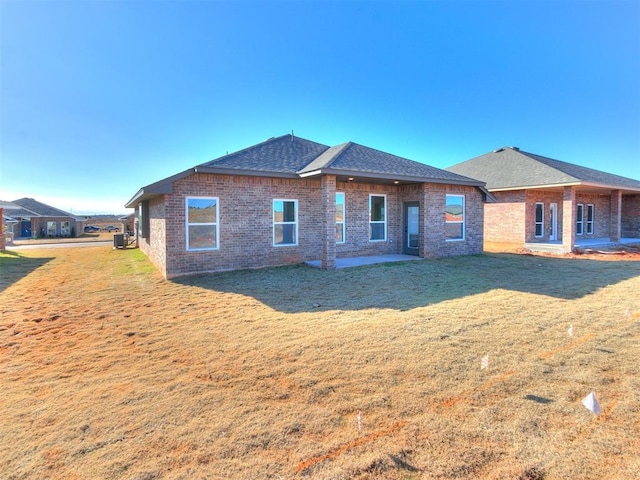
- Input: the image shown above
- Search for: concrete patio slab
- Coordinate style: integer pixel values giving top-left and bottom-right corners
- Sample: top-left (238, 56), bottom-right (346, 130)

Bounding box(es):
top-left (305, 254), bottom-right (423, 269)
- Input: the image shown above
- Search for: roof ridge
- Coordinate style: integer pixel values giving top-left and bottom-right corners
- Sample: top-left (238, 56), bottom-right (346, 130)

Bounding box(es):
top-left (202, 134), bottom-right (289, 166)
top-left (319, 141), bottom-right (353, 168)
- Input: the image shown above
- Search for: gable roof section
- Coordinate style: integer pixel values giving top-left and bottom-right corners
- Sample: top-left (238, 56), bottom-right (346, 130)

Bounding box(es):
top-left (0, 200), bottom-right (40, 218)
top-left (126, 134), bottom-right (487, 208)
top-left (12, 198), bottom-right (78, 218)
top-left (198, 135), bottom-right (330, 175)
top-left (298, 141), bottom-right (481, 185)
top-left (447, 147), bottom-right (640, 192)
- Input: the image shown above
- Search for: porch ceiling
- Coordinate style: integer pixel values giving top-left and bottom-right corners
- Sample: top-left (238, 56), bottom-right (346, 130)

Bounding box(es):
top-left (491, 183), bottom-right (640, 195)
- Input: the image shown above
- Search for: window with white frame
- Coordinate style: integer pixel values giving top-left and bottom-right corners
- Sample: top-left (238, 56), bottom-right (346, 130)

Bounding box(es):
top-left (369, 194), bottom-right (386, 241)
top-left (186, 197), bottom-right (219, 250)
top-left (47, 221), bottom-right (56, 237)
top-left (273, 199), bottom-right (297, 246)
top-left (576, 203), bottom-right (584, 235)
top-left (445, 194), bottom-right (465, 241)
top-left (336, 192), bottom-right (345, 243)
top-left (586, 204), bottom-right (594, 234)
top-left (61, 221), bottom-right (71, 236)
top-left (535, 202), bottom-right (544, 237)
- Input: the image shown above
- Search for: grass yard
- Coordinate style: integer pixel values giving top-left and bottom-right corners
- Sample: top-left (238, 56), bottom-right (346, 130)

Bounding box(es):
top-left (1, 246), bottom-right (639, 479)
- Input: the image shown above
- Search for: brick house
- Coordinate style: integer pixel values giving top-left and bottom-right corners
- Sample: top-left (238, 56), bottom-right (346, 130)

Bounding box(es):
top-left (2, 198), bottom-right (84, 239)
top-left (447, 147), bottom-right (640, 252)
top-left (125, 134), bottom-right (490, 278)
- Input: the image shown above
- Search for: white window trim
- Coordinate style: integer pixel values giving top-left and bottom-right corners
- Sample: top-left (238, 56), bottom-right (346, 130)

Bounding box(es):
top-left (586, 204), bottom-right (594, 235)
top-left (273, 199), bottom-right (298, 247)
top-left (47, 221), bottom-right (57, 236)
top-left (445, 194), bottom-right (466, 242)
top-left (576, 203), bottom-right (584, 235)
top-left (369, 194), bottom-right (387, 242)
top-left (185, 196), bottom-right (219, 251)
top-left (535, 202), bottom-right (544, 238)
top-left (336, 192), bottom-right (345, 244)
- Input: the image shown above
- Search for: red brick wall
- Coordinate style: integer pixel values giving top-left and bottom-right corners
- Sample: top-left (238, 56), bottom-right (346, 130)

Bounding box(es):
top-left (484, 190), bottom-right (526, 244)
top-left (422, 183), bottom-right (484, 257)
top-left (141, 173), bottom-right (485, 277)
top-left (574, 193), bottom-right (611, 239)
top-left (335, 181), bottom-right (400, 258)
top-left (525, 190), bottom-right (564, 242)
top-left (138, 196), bottom-right (167, 277)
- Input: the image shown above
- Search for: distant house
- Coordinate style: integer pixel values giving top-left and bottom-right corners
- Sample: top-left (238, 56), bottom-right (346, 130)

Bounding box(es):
top-left (125, 134), bottom-right (490, 278)
top-left (447, 147), bottom-right (640, 252)
top-left (2, 198), bottom-right (84, 239)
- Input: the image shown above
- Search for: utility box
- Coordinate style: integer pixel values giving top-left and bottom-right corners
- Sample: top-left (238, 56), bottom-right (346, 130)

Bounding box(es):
top-left (113, 233), bottom-right (125, 249)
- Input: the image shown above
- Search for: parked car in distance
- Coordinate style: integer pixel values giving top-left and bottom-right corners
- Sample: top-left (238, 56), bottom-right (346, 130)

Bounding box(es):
top-left (84, 225), bottom-right (100, 232)
top-left (104, 225), bottom-right (120, 232)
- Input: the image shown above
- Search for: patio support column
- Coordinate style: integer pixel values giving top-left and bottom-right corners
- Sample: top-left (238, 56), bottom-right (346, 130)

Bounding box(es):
top-left (610, 189), bottom-right (622, 242)
top-left (562, 186), bottom-right (576, 252)
top-left (320, 174), bottom-right (336, 270)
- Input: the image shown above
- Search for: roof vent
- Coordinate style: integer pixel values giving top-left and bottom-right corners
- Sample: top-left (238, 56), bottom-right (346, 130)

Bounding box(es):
top-left (493, 148), bottom-right (504, 153)
top-left (509, 146), bottom-right (520, 151)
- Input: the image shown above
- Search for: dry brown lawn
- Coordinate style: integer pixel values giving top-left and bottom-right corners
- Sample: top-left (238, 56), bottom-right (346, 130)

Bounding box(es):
top-left (1, 246), bottom-right (639, 479)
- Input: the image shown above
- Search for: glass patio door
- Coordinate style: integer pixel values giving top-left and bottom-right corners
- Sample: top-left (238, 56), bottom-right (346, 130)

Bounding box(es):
top-left (404, 203), bottom-right (419, 255)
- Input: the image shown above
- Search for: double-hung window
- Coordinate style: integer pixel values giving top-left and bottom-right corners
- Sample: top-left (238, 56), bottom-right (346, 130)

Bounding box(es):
top-left (445, 194), bottom-right (465, 241)
top-left (586, 204), bottom-right (594, 234)
top-left (576, 203), bottom-right (584, 235)
top-left (273, 199), bottom-right (298, 246)
top-left (186, 197), bottom-right (219, 250)
top-left (535, 202), bottom-right (544, 237)
top-left (369, 194), bottom-right (386, 241)
top-left (336, 192), bottom-right (345, 243)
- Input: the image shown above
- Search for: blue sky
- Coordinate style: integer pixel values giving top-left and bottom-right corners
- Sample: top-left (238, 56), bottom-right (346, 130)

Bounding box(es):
top-left (1, 0), bottom-right (638, 215)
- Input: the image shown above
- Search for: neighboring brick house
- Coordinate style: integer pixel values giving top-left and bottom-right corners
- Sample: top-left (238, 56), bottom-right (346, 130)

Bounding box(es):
top-left (125, 134), bottom-right (490, 278)
top-left (447, 147), bottom-right (640, 252)
top-left (2, 198), bottom-right (84, 239)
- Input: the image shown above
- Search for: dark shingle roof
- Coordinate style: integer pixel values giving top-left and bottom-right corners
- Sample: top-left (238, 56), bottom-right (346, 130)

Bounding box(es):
top-left (199, 135), bottom-right (330, 174)
top-left (299, 142), bottom-right (480, 184)
top-left (0, 200), bottom-right (38, 218)
top-left (126, 134), bottom-right (486, 207)
top-left (12, 198), bottom-right (77, 218)
top-left (447, 147), bottom-right (640, 191)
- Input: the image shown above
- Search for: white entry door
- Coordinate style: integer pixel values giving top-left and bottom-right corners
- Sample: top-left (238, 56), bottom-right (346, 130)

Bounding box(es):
top-left (549, 203), bottom-right (558, 241)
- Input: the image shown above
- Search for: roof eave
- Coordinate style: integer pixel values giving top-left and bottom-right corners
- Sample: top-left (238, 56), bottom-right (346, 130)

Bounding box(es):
top-left (488, 181), bottom-right (582, 192)
top-left (125, 168), bottom-right (198, 208)
top-left (299, 168), bottom-right (485, 186)
top-left (487, 180), bottom-right (640, 193)
top-left (580, 181), bottom-right (640, 194)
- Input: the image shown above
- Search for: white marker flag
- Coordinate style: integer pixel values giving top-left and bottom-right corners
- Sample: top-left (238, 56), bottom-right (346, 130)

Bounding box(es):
top-left (581, 391), bottom-right (602, 415)
top-left (481, 354), bottom-right (489, 370)
top-left (356, 410), bottom-right (363, 432)
top-left (567, 324), bottom-right (574, 337)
